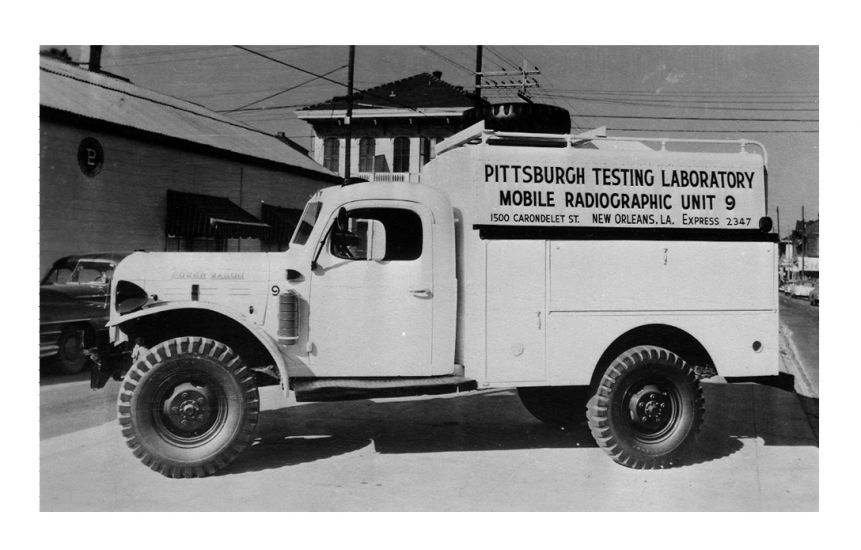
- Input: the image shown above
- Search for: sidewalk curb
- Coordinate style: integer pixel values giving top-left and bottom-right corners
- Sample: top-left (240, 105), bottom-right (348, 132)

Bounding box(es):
top-left (779, 322), bottom-right (819, 442)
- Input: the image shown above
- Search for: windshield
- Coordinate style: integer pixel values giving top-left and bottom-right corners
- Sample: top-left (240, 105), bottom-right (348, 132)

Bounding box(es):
top-left (42, 259), bottom-right (114, 285)
top-left (291, 201), bottom-right (322, 246)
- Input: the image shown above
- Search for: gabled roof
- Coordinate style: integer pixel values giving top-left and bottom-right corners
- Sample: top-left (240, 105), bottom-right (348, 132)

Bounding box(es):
top-left (299, 72), bottom-right (486, 113)
top-left (39, 56), bottom-right (336, 179)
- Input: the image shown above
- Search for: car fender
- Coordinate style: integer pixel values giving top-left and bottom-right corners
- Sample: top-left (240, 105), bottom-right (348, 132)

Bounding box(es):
top-left (109, 301), bottom-right (289, 386)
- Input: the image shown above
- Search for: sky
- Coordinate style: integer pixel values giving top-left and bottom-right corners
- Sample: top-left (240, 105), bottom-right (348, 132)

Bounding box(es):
top-left (56, 45), bottom-right (816, 235)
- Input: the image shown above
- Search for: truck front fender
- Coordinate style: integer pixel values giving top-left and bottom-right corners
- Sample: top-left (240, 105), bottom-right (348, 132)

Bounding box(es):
top-left (110, 301), bottom-right (290, 389)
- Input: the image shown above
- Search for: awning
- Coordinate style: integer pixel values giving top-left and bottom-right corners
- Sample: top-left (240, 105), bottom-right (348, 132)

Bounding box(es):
top-left (166, 189), bottom-right (270, 240)
top-left (261, 203), bottom-right (302, 245)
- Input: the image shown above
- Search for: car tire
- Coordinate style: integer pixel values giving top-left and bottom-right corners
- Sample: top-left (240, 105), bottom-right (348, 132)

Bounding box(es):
top-left (587, 345), bottom-right (704, 469)
top-left (117, 336), bottom-right (259, 478)
top-left (517, 386), bottom-right (589, 427)
top-left (54, 327), bottom-right (89, 375)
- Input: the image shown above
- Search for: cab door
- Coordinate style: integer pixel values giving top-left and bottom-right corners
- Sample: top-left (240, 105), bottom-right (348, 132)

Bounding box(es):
top-left (308, 202), bottom-right (434, 377)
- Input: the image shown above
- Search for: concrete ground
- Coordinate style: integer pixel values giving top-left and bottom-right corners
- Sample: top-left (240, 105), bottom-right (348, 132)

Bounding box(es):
top-left (40, 378), bottom-right (817, 511)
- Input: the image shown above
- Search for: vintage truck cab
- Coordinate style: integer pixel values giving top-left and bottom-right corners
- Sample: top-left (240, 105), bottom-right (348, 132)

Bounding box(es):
top-left (95, 104), bottom-right (780, 477)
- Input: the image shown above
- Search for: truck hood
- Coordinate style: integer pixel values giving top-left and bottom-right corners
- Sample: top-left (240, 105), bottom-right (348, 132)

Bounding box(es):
top-left (115, 251), bottom-right (271, 286)
top-left (113, 251), bottom-right (273, 313)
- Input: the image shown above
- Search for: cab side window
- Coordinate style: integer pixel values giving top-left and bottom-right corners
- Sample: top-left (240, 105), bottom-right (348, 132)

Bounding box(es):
top-left (330, 207), bottom-right (422, 261)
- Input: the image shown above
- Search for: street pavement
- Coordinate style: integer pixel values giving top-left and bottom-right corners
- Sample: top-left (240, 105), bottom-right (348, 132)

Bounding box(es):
top-left (40, 381), bottom-right (817, 511)
top-left (39, 297), bottom-right (819, 511)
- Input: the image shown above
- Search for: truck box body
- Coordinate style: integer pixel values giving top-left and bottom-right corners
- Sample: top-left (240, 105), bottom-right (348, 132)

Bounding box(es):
top-left (420, 130), bottom-right (777, 388)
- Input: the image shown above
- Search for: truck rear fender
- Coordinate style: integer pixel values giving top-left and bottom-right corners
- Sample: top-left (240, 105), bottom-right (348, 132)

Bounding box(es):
top-left (589, 324), bottom-right (716, 389)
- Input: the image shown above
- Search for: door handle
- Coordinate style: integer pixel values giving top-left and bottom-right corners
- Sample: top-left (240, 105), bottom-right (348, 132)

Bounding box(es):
top-left (410, 288), bottom-right (433, 299)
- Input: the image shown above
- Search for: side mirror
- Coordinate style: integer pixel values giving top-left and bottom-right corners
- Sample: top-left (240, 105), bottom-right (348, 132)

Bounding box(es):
top-left (336, 207), bottom-right (348, 232)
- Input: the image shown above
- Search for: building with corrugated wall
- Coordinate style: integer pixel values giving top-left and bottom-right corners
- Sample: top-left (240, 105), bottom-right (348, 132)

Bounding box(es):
top-left (39, 55), bottom-right (340, 276)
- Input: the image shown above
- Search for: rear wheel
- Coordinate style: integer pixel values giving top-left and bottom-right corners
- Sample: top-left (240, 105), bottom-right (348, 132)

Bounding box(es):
top-left (117, 337), bottom-right (259, 478)
top-left (517, 386), bottom-right (589, 427)
top-left (587, 346), bottom-right (704, 468)
top-left (54, 327), bottom-right (89, 374)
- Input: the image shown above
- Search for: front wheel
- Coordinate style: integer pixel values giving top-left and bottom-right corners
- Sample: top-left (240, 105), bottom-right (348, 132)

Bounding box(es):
top-left (117, 337), bottom-right (259, 478)
top-left (587, 346), bottom-right (704, 468)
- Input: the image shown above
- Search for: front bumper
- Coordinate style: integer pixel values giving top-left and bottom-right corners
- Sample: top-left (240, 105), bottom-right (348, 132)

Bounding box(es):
top-left (88, 333), bottom-right (131, 389)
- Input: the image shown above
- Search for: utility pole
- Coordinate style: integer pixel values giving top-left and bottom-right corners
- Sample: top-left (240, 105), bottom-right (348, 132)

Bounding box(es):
top-left (343, 45), bottom-right (355, 185)
top-left (474, 45), bottom-right (483, 98)
top-left (776, 206), bottom-right (781, 237)
top-left (801, 206), bottom-right (806, 277)
top-left (475, 59), bottom-right (541, 100)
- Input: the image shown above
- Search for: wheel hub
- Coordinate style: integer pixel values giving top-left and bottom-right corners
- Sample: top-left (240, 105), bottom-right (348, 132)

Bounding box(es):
top-left (628, 384), bottom-right (672, 432)
top-left (162, 382), bottom-right (215, 434)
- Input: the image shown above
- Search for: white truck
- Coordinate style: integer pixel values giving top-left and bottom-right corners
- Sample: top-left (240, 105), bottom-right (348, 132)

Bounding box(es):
top-left (92, 104), bottom-right (780, 477)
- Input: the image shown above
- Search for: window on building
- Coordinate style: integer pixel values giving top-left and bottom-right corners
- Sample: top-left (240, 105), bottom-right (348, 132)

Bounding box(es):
top-left (323, 137), bottom-right (340, 173)
top-left (393, 137), bottom-right (410, 173)
top-left (359, 137), bottom-right (376, 172)
top-left (419, 137), bottom-right (433, 166)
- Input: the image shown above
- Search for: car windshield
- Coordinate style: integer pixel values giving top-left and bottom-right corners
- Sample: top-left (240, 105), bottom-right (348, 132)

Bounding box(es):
top-left (291, 201), bottom-right (322, 246)
top-left (43, 259), bottom-right (114, 285)
top-left (74, 261), bottom-right (113, 284)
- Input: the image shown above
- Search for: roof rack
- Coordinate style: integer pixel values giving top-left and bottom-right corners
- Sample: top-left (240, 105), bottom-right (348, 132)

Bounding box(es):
top-left (436, 121), bottom-right (768, 166)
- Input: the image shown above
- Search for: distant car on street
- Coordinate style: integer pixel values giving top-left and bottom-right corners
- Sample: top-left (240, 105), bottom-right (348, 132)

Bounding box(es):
top-left (809, 281), bottom-right (819, 306)
top-left (40, 252), bottom-right (131, 373)
top-left (40, 288), bottom-right (110, 374)
top-left (790, 280), bottom-right (816, 299)
top-left (40, 252), bottom-right (131, 305)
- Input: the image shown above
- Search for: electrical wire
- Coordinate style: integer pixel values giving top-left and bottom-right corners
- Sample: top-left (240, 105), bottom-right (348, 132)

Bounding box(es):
top-left (419, 46), bottom-right (475, 76)
top-left (100, 46), bottom-right (315, 68)
top-left (220, 65), bottom-right (347, 112)
top-left (604, 127), bottom-right (818, 134)
top-left (559, 112), bottom-right (817, 123)
top-left (234, 46), bottom-right (431, 116)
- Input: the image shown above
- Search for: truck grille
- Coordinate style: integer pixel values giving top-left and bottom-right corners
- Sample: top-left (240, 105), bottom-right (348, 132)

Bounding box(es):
top-left (277, 290), bottom-right (299, 344)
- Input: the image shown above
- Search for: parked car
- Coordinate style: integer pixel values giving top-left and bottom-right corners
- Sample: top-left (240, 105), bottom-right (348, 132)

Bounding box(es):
top-left (40, 252), bottom-right (131, 305)
top-left (779, 281), bottom-right (792, 295)
top-left (809, 281), bottom-right (819, 306)
top-left (40, 288), bottom-right (110, 373)
top-left (790, 279), bottom-right (816, 299)
top-left (40, 252), bottom-right (131, 373)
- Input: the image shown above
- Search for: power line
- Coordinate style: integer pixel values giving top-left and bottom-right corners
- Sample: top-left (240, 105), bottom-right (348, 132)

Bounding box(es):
top-left (532, 92), bottom-right (819, 112)
top-left (485, 46), bottom-right (518, 70)
top-left (536, 93), bottom-right (818, 107)
top-left (606, 127), bottom-right (818, 134)
top-left (563, 113), bottom-right (817, 123)
top-left (220, 64), bottom-right (347, 112)
top-left (538, 87), bottom-right (817, 98)
top-left (234, 46), bottom-right (431, 116)
top-left (102, 46), bottom-right (314, 67)
top-left (419, 46), bottom-right (475, 76)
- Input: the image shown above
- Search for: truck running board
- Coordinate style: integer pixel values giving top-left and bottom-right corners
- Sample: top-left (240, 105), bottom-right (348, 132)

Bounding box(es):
top-left (292, 376), bottom-right (478, 402)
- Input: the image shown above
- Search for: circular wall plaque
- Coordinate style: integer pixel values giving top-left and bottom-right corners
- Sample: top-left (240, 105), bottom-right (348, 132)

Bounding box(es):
top-left (77, 137), bottom-right (104, 177)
